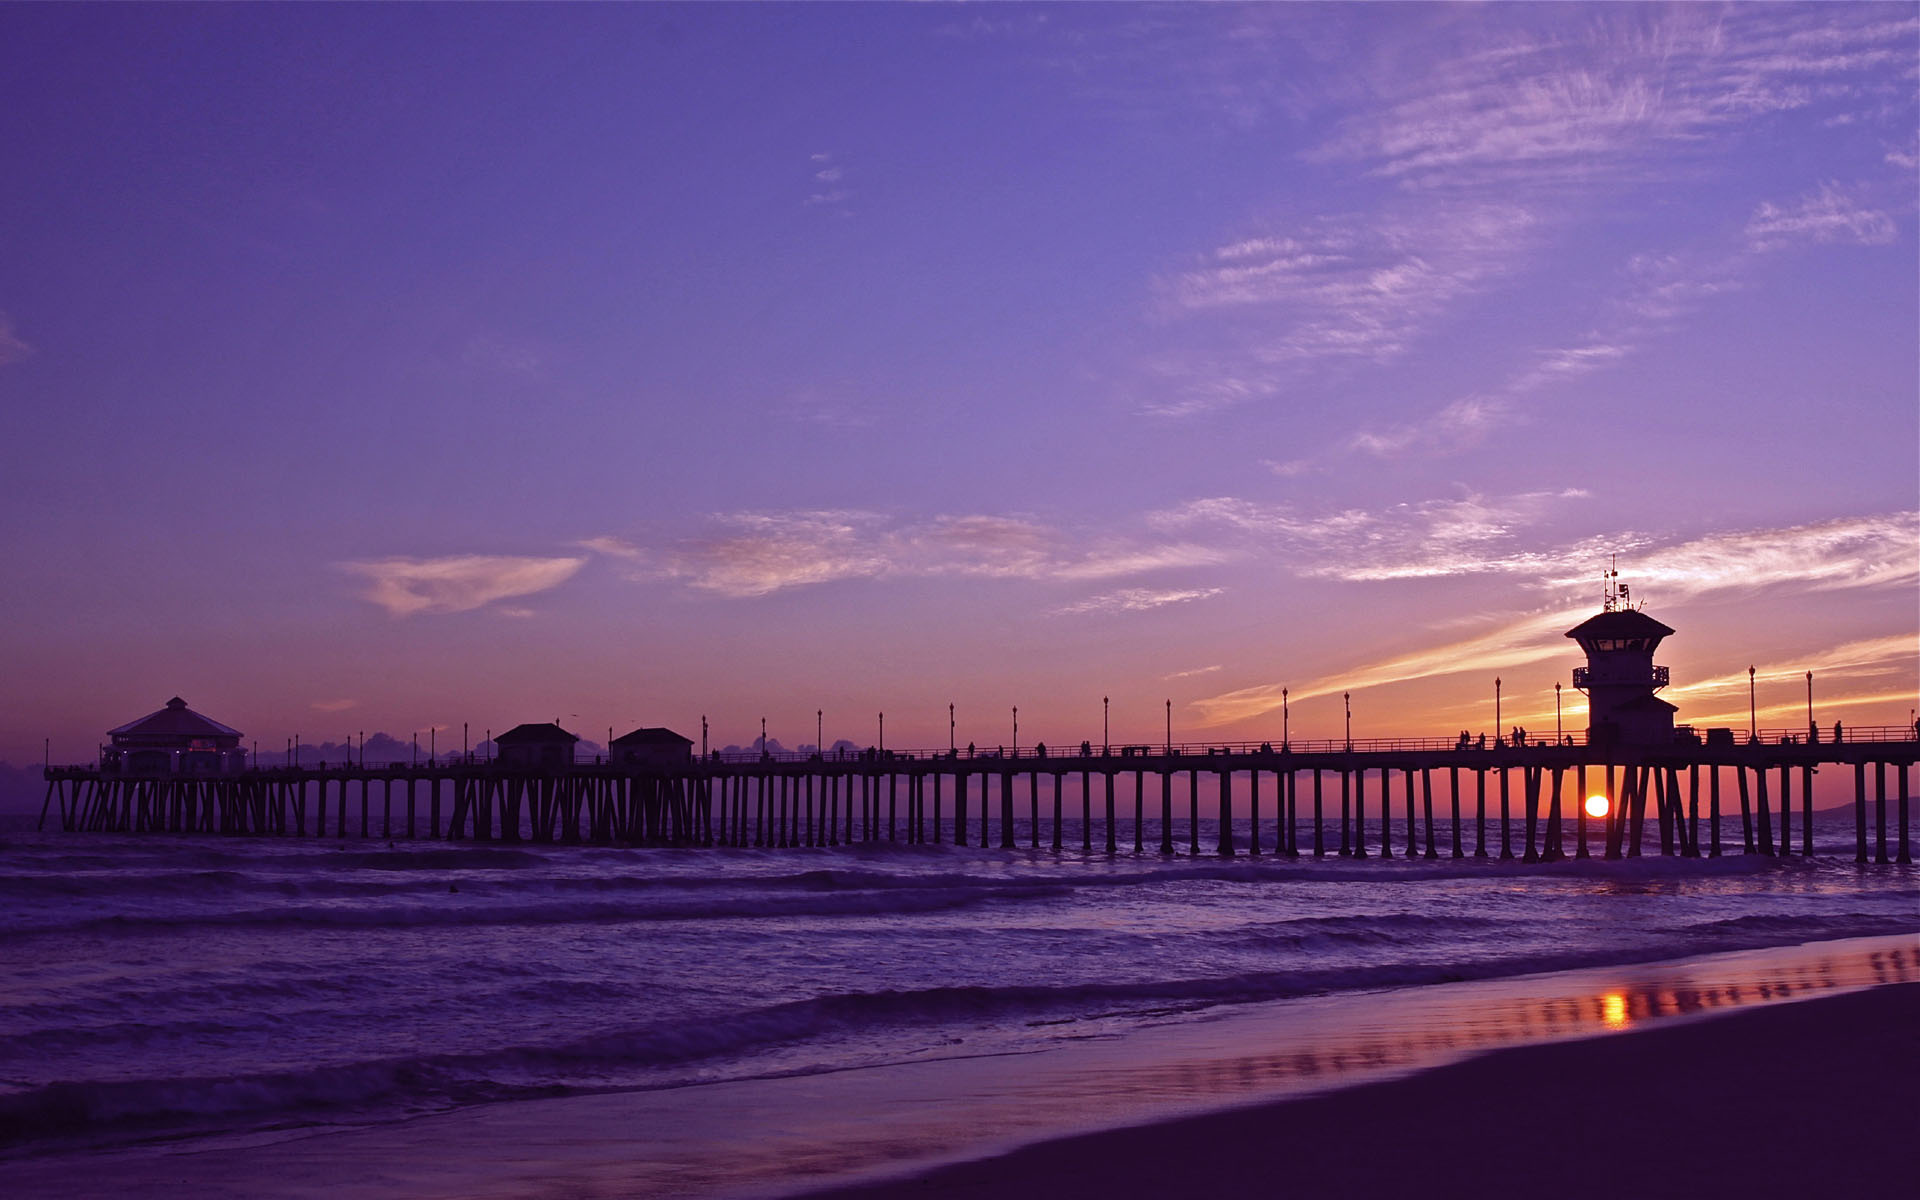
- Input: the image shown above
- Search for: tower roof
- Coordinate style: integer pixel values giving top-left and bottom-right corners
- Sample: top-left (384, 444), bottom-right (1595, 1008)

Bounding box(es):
top-left (1565, 609), bottom-right (1675, 641)
top-left (108, 697), bottom-right (243, 740)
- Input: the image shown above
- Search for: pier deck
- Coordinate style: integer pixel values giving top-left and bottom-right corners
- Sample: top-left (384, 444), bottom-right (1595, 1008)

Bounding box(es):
top-left (41, 727), bottom-right (1916, 865)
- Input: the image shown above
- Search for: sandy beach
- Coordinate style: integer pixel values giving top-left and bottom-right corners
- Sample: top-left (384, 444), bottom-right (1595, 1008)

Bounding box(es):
top-left (802, 980), bottom-right (1919, 1200)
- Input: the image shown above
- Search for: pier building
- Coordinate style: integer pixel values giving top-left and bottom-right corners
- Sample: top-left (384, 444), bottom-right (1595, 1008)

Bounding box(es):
top-left (102, 696), bottom-right (247, 774)
top-left (611, 727), bottom-right (694, 769)
top-left (494, 722), bottom-right (578, 769)
top-left (1567, 603), bottom-right (1677, 747)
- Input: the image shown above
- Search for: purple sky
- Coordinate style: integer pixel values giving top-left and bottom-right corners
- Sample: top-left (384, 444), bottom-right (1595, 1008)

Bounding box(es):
top-left (2, 3), bottom-right (1915, 764)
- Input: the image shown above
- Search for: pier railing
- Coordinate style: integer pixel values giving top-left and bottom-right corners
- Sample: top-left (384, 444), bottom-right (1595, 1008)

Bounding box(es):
top-left (45, 724), bottom-right (1920, 774)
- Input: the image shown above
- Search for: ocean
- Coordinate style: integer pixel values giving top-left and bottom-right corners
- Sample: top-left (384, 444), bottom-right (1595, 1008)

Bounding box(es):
top-left (2, 810), bottom-right (1915, 1196)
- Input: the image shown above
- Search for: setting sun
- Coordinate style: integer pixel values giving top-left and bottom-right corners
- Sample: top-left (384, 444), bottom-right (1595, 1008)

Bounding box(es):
top-left (1585, 795), bottom-right (1611, 819)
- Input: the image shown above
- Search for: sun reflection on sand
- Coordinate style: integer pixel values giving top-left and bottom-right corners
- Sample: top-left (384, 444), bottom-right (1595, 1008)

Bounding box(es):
top-left (1602, 992), bottom-right (1630, 1029)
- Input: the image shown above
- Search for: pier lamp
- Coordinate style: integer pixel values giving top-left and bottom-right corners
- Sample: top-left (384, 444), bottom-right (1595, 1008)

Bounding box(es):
top-left (1806, 672), bottom-right (1814, 740)
top-left (1344, 693), bottom-right (1351, 751)
top-left (1555, 683), bottom-right (1562, 743)
top-left (358, 731), bottom-right (364, 767)
top-left (1012, 706), bottom-right (1018, 757)
top-left (1282, 688), bottom-right (1289, 750)
top-left (817, 710), bottom-right (823, 755)
top-left (949, 703), bottom-right (955, 754)
top-left (1103, 696), bottom-right (1109, 755)
top-left (1165, 699), bottom-right (1171, 754)
top-left (1748, 666), bottom-right (1757, 743)
top-left (761, 717), bottom-right (767, 758)
top-left (1494, 678), bottom-right (1502, 745)
top-left (701, 716), bottom-right (707, 758)
top-left (878, 712), bottom-right (884, 753)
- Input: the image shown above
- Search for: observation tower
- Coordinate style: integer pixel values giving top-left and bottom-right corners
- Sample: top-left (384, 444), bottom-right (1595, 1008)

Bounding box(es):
top-left (1566, 569), bottom-right (1677, 747)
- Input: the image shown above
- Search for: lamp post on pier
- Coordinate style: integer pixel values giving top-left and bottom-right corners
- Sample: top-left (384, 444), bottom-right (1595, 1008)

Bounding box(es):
top-left (817, 710), bottom-right (823, 756)
top-left (1103, 696), bottom-right (1109, 755)
top-left (760, 717), bottom-right (767, 759)
top-left (949, 703), bottom-right (955, 754)
top-left (700, 716), bottom-right (707, 758)
top-left (1555, 682), bottom-right (1562, 744)
top-left (1012, 706), bottom-right (1018, 757)
top-left (1494, 678), bottom-right (1502, 745)
top-left (1344, 692), bottom-right (1351, 751)
top-left (1282, 688), bottom-right (1289, 750)
top-left (1805, 672), bottom-right (1814, 741)
top-left (1748, 666), bottom-right (1757, 743)
top-left (878, 712), bottom-right (884, 754)
top-left (1165, 700), bottom-right (1171, 754)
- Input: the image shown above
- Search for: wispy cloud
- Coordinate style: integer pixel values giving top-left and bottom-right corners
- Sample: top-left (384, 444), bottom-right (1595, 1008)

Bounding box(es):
top-left (807, 151), bottom-right (853, 210)
top-left (0, 313), bottom-right (32, 365)
top-left (576, 535), bottom-right (645, 560)
top-left (1163, 664), bottom-right (1224, 681)
top-left (310, 699), bottom-right (358, 713)
top-left (1147, 203), bottom-right (1541, 416)
top-left (1312, 8), bottom-right (1919, 194)
top-left (1054, 587), bottom-right (1224, 617)
top-left (1189, 511), bottom-right (1920, 726)
top-left (1156, 487), bottom-right (1596, 581)
top-left (656, 510), bottom-right (1228, 599)
top-left (340, 554), bottom-right (587, 617)
top-left (1745, 181), bottom-right (1897, 251)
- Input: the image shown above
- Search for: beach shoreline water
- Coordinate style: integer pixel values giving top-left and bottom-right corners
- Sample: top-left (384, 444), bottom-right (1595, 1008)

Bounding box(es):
top-left (6, 934), bottom-right (1913, 1199)
top-left (799, 979), bottom-right (1920, 1200)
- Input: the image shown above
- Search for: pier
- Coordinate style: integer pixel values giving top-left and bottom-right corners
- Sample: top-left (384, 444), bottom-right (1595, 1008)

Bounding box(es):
top-left (40, 728), bottom-right (1916, 864)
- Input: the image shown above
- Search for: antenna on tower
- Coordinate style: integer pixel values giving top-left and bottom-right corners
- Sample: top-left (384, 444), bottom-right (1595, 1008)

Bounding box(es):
top-left (1602, 554), bottom-right (1621, 611)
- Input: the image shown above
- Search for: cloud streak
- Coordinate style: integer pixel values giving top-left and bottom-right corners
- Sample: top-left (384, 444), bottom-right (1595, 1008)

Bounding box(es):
top-left (341, 555), bottom-right (587, 617)
top-left (1189, 511), bottom-right (1919, 726)
top-left (655, 510), bottom-right (1230, 599)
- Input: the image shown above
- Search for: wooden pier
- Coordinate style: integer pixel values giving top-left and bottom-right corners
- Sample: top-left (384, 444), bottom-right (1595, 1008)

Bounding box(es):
top-left (40, 729), bottom-right (1916, 864)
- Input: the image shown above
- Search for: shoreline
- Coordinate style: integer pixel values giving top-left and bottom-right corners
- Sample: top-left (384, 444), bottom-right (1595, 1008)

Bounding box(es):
top-left (797, 980), bottom-right (1920, 1200)
top-left (3, 934), bottom-right (1913, 1198)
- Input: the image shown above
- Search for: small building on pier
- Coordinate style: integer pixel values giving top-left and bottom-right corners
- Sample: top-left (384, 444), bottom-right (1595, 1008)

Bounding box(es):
top-left (1567, 601), bottom-right (1677, 747)
top-left (103, 696), bottom-right (247, 774)
top-left (494, 722), bottom-right (578, 769)
top-left (610, 727), bottom-right (694, 769)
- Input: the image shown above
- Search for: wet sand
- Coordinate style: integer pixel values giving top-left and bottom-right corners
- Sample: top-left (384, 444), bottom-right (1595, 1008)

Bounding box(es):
top-left (798, 980), bottom-right (1919, 1200)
